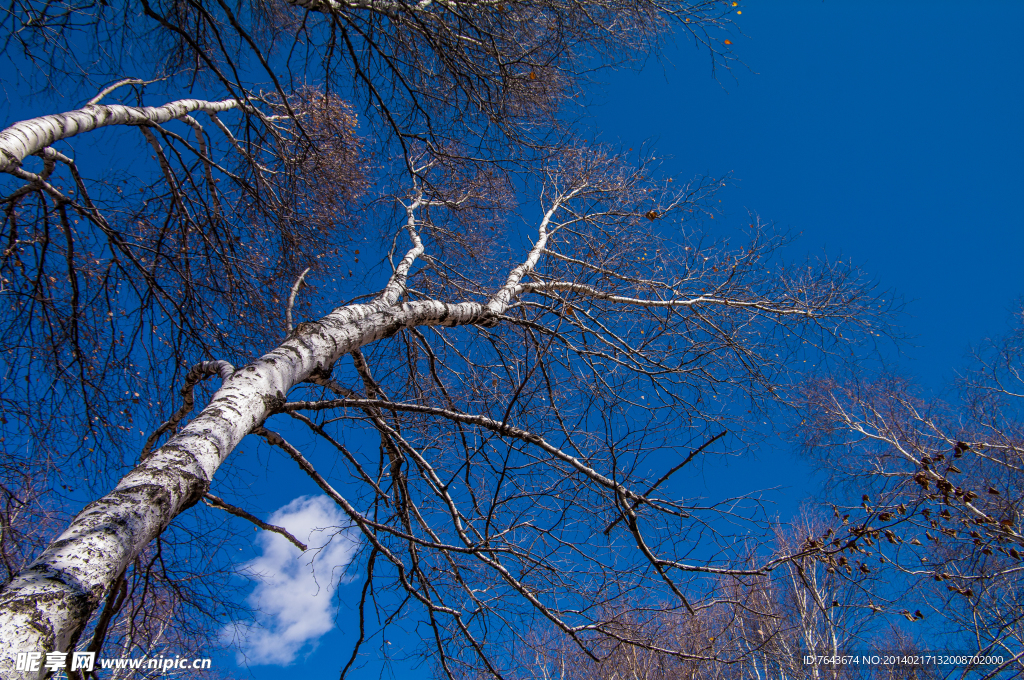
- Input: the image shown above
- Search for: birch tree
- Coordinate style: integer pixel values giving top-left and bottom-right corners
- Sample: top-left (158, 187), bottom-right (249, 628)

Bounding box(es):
top-left (0, 87), bottom-right (365, 621)
top-left (0, 90), bottom-right (360, 677)
top-left (0, 80), bottom-right (887, 676)
top-left (0, 0), bottom-right (740, 556)
top-left (0, 0), bottom-right (741, 592)
top-left (511, 512), bottom-right (875, 680)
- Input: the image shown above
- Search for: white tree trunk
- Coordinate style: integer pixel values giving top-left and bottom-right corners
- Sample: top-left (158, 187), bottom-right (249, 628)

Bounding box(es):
top-left (0, 99), bottom-right (238, 173)
top-left (0, 298), bottom-right (488, 678)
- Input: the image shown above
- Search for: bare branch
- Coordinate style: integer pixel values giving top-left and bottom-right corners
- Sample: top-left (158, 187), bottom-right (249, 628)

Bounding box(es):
top-left (286, 267), bottom-right (312, 334)
top-left (202, 493), bottom-right (308, 552)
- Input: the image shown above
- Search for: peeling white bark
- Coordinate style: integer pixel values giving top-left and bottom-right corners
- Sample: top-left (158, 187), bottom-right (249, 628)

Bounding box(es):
top-left (0, 99), bottom-right (239, 173)
top-left (0, 297), bottom-right (489, 678)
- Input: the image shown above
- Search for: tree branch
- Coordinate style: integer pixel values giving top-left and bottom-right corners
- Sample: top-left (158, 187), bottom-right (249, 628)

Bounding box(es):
top-left (202, 493), bottom-right (308, 552)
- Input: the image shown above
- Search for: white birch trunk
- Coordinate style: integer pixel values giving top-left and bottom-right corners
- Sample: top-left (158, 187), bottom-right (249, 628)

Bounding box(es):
top-left (0, 99), bottom-right (239, 173)
top-left (0, 298), bottom-right (489, 678)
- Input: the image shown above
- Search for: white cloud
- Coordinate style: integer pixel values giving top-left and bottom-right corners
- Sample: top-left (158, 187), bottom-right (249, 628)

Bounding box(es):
top-left (226, 495), bottom-right (359, 666)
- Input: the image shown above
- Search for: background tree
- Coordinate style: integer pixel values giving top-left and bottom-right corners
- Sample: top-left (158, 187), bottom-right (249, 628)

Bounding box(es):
top-left (798, 309), bottom-right (1024, 678)
top-left (507, 511), bottom-right (883, 680)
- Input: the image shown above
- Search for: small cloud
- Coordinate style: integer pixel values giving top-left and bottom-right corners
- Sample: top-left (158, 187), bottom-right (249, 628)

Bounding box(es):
top-left (225, 495), bottom-right (359, 666)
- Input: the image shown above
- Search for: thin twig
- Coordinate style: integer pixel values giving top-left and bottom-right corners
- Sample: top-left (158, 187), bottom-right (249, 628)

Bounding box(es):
top-left (604, 431), bottom-right (727, 536)
top-left (203, 493), bottom-right (308, 551)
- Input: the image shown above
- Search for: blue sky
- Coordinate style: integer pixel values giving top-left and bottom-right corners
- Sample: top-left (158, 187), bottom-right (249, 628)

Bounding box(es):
top-left (597, 1), bottom-right (1024, 388)
top-left (216, 4), bottom-right (1024, 678)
